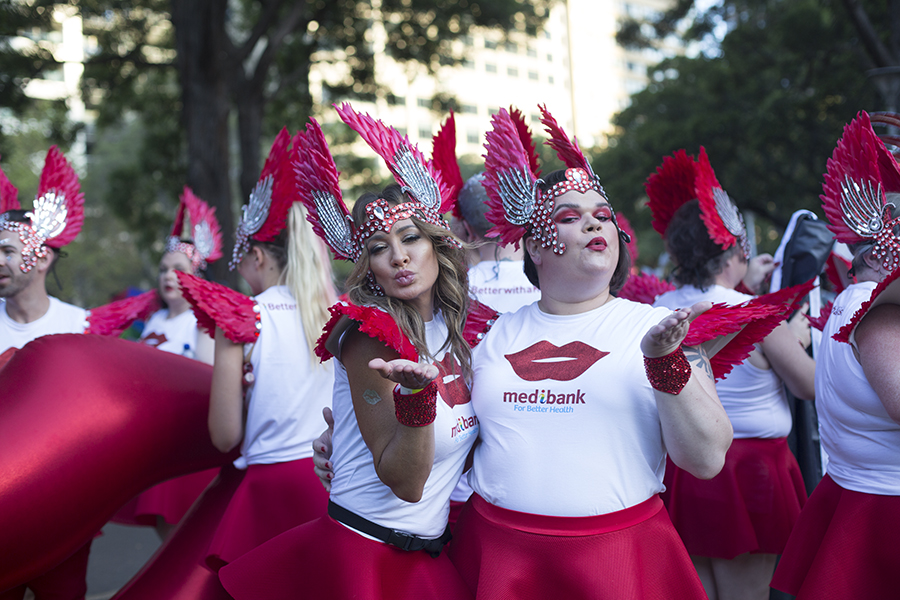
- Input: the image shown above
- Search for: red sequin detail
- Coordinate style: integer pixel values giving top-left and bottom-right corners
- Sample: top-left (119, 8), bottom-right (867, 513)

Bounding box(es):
top-left (644, 346), bottom-right (692, 394)
top-left (393, 382), bottom-right (437, 427)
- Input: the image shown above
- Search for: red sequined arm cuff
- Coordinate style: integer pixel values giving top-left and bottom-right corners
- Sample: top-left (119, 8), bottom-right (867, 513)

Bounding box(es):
top-left (393, 382), bottom-right (438, 427)
top-left (644, 346), bottom-right (692, 394)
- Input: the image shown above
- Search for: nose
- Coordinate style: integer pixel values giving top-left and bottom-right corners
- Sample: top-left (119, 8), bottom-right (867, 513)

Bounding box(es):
top-left (583, 213), bottom-right (602, 231)
top-left (390, 244), bottom-right (409, 267)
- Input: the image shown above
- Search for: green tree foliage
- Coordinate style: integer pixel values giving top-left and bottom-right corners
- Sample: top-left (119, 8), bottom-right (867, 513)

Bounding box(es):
top-left (75, 0), bottom-right (551, 284)
top-left (600, 0), bottom-right (881, 264)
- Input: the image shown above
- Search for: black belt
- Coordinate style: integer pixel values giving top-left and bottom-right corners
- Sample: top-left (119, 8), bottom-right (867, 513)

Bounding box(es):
top-left (328, 500), bottom-right (452, 558)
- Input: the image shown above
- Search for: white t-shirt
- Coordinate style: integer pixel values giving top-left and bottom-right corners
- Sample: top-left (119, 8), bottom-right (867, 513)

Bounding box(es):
top-left (139, 308), bottom-right (199, 357)
top-left (236, 285), bottom-right (334, 469)
top-left (816, 282), bottom-right (900, 495)
top-left (655, 284), bottom-right (791, 438)
top-left (0, 296), bottom-right (87, 353)
top-left (469, 299), bottom-right (673, 517)
top-left (468, 260), bottom-right (541, 314)
top-left (329, 311), bottom-right (479, 539)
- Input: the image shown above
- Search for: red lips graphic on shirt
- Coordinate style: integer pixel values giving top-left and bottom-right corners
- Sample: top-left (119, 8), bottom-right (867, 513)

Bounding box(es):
top-left (141, 333), bottom-right (167, 348)
top-left (505, 341), bottom-right (608, 381)
top-left (434, 352), bottom-right (470, 408)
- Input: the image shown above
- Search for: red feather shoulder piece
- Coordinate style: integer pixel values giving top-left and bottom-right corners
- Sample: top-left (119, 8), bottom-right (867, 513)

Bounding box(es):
top-left (315, 302), bottom-right (419, 363)
top-left (431, 111), bottom-right (465, 218)
top-left (645, 149), bottom-right (697, 237)
top-left (176, 272), bottom-right (260, 344)
top-left (834, 267), bottom-right (900, 344)
top-left (85, 290), bottom-right (162, 337)
top-left (463, 299), bottom-right (500, 348)
top-left (685, 280), bottom-right (814, 379)
top-left (617, 272), bottom-right (675, 305)
top-left (0, 160), bottom-right (20, 213)
top-left (37, 146), bottom-right (84, 248)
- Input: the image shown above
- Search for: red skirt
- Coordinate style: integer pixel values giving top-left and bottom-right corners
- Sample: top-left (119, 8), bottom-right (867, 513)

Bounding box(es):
top-left (662, 437), bottom-right (806, 558)
top-left (205, 458), bottom-right (328, 570)
top-left (771, 474), bottom-right (900, 599)
top-left (113, 468), bottom-right (219, 526)
top-left (219, 515), bottom-right (473, 600)
top-left (447, 493), bottom-right (706, 600)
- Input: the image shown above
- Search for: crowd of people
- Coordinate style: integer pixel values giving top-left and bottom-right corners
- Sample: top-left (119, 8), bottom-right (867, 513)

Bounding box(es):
top-left (0, 105), bottom-right (897, 600)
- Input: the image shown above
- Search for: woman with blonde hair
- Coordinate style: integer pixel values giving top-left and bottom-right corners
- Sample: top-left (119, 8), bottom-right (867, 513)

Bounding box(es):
top-left (219, 107), bottom-right (497, 600)
top-left (111, 129), bottom-right (336, 600)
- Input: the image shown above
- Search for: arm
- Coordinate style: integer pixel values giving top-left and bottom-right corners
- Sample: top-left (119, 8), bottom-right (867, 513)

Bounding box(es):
top-left (759, 319), bottom-right (816, 401)
top-left (642, 302), bottom-right (733, 480)
top-left (855, 303), bottom-right (900, 424)
top-left (208, 327), bottom-right (245, 452)
top-left (342, 330), bottom-right (439, 503)
top-left (194, 330), bottom-right (215, 365)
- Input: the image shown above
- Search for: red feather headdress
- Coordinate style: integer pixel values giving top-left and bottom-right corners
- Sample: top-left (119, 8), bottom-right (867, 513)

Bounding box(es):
top-left (483, 105), bottom-right (629, 254)
top-left (165, 186), bottom-right (223, 273)
top-left (0, 158), bottom-right (19, 213)
top-left (646, 147), bottom-right (748, 257)
top-left (821, 111), bottom-right (900, 271)
top-left (230, 128), bottom-right (294, 270)
top-left (0, 147), bottom-right (84, 272)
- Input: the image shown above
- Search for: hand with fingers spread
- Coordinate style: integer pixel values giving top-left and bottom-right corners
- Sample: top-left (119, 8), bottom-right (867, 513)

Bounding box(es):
top-left (368, 358), bottom-right (440, 390)
top-left (641, 301), bottom-right (713, 358)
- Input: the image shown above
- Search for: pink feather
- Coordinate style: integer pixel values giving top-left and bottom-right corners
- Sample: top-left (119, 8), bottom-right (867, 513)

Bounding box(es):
top-left (85, 290), bottom-right (162, 337)
top-left (177, 272), bottom-right (260, 344)
top-left (0, 159), bottom-right (20, 213)
top-left (509, 106), bottom-right (542, 178)
top-left (292, 118), bottom-right (351, 260)
top-left (645, 149), bottom-right (698, 237)
top-left (254, 128), bottom-right (293, 243)
top-left (181, 186), bottom-right (223, 262)
top-left (482, 108), bottom-right (536, 248)
top-left (616, 272), bottom-right (675, 305)
top-left (431, 111), bottom-right (464, 218)
top-left (38, 146), bottom-right (84, 248)
top-left (539, 104), bottom-right (590, 172)
top-left (695, 147), bottom-right (736, 251)
top-left (335, 103), bottom-right (452, 213)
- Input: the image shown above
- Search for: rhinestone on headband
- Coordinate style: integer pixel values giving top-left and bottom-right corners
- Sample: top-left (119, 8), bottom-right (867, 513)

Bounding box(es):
top-left (350, 197), bottom-right (462, 255)
top-left (527, 168), bottom-right (618, 255)
top-left (164, 236), bottom-right (203, 273)
top-left (0, 190), bottom-right (71, 273)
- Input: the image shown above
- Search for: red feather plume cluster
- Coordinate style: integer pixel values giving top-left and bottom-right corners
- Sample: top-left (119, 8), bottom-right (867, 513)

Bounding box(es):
top-left (38, 146), bottom-right (84, 248)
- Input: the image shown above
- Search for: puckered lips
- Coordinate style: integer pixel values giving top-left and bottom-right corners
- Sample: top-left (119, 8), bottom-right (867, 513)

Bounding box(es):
top-left (435, 351), bottom-right (470, 407)
top-left (505, 341), bottom-right (608, 382)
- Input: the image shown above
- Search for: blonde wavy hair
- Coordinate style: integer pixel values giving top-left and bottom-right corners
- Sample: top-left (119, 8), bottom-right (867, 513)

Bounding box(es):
top-left (252, 203), bottom-right (336, 365)
top-left (347, 185), bottom-right (473, 382)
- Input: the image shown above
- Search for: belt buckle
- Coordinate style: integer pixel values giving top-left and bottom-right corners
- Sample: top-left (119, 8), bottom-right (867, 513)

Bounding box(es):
top-left (386, 529), bottom-right (416, 552)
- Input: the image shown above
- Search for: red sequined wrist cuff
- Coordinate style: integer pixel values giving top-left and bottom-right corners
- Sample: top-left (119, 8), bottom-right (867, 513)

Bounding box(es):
top-left (644, 346), bottom-right (692, 395)
top-left (394, 382), bottom-right (437, 427)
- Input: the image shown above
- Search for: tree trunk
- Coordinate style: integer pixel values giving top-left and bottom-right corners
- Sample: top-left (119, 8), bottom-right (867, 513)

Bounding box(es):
top-left (171, 0), bottom-right (235, 286)
top-left (236, 81), bottom-right (265, 205)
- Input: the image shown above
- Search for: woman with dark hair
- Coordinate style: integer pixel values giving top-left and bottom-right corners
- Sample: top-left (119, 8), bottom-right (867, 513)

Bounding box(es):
top-left (219, 108), bottom-right (495, 600)
top-left (446, 107), bottom-right (744, 600)
top-left (647, 149), bottom-right (815, 600)
top-left (771, 111), bottom-right (900, 599)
